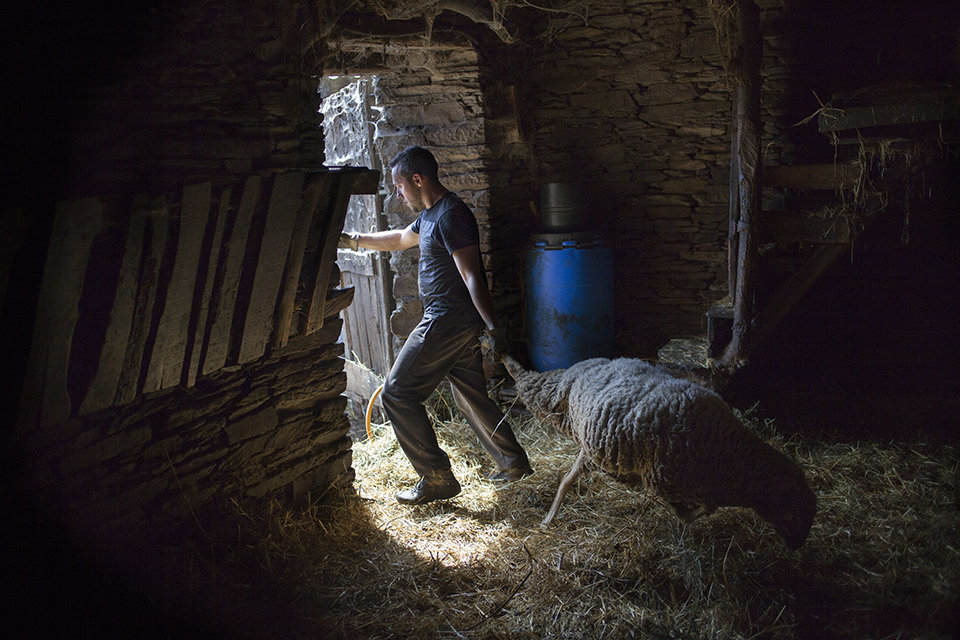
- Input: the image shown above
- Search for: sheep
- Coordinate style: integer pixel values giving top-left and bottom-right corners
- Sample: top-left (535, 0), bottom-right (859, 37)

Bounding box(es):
top-left (501, 355), bottom-right (816, 550)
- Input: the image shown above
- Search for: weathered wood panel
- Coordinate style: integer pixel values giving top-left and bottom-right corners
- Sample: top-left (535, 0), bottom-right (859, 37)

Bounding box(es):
top-left (341, 267), bottom-right (390, 374)
top-left (116, 197), bottom-right (170, 406)
top-left (203, 175), bottom-right (261, 375)
top-left (143, 182), bottom-right (211, 392)
top-left (304, 169), bottom-right (379, 334)
top-left (344, 358), bottom-right (385, 406)
top-left (25, 169), bottom-right (380, 422)
top-left (238, 171), bottom-right (305, 364)
top-left (19, 198), bottom-right (103, 428)
top-left (187, 186), bottom-right (230, 387)
top-left (273, 173), bottom-right (333, 349)
top-left (80, 204), bottom-right (144, 414)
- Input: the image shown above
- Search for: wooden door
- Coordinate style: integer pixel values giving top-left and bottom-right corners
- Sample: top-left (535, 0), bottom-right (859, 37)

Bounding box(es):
top-left (322, 77), bottom-right (394, 381)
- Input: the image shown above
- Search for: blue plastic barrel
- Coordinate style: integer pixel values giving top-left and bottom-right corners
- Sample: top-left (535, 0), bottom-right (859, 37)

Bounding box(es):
top-left (525, 233), bottom-right (615, 372)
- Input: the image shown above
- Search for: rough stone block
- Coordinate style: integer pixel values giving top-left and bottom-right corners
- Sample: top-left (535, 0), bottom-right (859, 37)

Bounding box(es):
top-left (224, 406), bottom-right (279, 444)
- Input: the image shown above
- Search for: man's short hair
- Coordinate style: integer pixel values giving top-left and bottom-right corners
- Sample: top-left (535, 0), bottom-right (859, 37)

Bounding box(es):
top-left (389, 146), bottom-right (439, 183)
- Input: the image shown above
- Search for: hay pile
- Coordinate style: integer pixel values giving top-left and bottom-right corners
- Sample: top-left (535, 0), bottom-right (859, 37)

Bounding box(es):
top-left (201, 386), bottom-right (959, 640)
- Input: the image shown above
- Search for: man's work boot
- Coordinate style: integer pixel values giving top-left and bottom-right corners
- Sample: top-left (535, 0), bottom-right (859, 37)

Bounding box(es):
top-left (396, 468), bottom-right (461, 505)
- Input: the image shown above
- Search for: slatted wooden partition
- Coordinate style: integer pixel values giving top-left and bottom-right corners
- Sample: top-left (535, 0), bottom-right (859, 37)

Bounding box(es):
top-left (17, 167), bottom-right (378, 429)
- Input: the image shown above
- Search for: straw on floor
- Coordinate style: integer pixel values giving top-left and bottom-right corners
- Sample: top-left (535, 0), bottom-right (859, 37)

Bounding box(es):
top-left (201, 385), bottom-right (957, 640)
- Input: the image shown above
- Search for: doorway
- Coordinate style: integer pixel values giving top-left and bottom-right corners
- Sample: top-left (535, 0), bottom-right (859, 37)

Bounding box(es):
top-left (320, 75), bottom-right (394, 392)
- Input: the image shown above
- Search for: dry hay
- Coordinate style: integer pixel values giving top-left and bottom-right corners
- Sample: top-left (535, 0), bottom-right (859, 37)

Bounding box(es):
top-left (193, 388), bottom-right (958, 639)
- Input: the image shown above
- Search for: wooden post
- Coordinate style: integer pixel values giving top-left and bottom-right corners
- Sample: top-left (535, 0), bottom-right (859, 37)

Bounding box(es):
top-left (721, 0), bottom-right (762, 369)
top-left (727, 97), bottom-right (741, 301)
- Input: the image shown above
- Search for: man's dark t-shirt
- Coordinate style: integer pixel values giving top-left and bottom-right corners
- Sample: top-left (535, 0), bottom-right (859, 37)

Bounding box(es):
top-left (411, 191), bottom-right (483, 324)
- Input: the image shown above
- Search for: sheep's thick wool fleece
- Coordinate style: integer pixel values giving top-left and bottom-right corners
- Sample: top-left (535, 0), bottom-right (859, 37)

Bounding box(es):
top-left (512, 357), bottom-right (794, 507)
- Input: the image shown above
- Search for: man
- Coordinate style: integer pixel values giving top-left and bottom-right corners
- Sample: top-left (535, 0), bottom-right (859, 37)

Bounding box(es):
top-left (339, 146), bottom-right (533, 505)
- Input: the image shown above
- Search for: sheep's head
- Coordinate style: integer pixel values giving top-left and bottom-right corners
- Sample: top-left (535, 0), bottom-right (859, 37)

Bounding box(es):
top-left (755, 475), bottom-right (816, 551)
top-left (500, 354), bottom-right (568, 422)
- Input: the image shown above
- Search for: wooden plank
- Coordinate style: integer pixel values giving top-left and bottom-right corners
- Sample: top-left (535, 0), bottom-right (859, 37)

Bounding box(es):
top-left (272, 173), bottom-right (333, 350)
top-left (18, 198), bottom-right (103, 429)
top-left (760, 210), bottom-right (851, 244)
top-left (238, 171), bottom-right (305, 364)
top-left (344, 358), bottom-right (385, 405)
top-left (323, 287), bottom-right (356, 320)
top-left (79, 204), bottom-right (143, 414)
top-left (203, 175), bottom-right (261, 375)
top-left (304, 169), bottom-right (379, 335)
top-left (115, 197), bottom-right (169, 406)
top-left (142, 182), bottom-right (210, 393)
top-left (818, 95), bottom-right (960, 133)
top-left (341, 270), bottom-right (389, 375)
top-left (761, 163), bottom-right (856, 190)
top-left (186, 185), bottom-right (231, 387)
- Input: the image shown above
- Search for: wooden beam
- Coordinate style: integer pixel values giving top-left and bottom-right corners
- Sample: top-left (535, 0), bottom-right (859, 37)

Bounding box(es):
top-left (323, 286), bottom-right (356, 320)
top-left (749, 244), bottom-right (849, 353)
top-left (819, 95), bottom-right (960, 133)
top-left (727, 100), bottom-right (740, 301)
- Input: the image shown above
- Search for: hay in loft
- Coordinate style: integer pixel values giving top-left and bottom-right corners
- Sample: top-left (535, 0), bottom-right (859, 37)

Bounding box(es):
top-left (204, 389), bottom-right (958, 640)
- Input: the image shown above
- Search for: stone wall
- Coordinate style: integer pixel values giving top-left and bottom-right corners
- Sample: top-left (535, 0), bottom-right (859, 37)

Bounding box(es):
top-left (5, 1), bottom-right (357, 546)
top-left (13, 2), bottom-right (327, 203)
top-left (16, 312), bottom-right (353, 546)
top-left (516, 0), bottom-right (732, 355)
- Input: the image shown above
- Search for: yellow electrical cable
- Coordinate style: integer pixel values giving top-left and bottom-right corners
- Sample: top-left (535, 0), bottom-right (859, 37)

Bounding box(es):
top-left (365, 383), bottom-right (384, 440)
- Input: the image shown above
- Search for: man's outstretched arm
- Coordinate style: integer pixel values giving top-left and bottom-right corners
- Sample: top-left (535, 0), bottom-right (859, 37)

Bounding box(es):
top-left (340, 223), bottom-right (418, 252)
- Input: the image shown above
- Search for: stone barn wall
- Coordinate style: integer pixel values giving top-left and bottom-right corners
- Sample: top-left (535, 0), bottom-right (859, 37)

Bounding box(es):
top-left (515, 0), bottom-right (732, 355)
top-left (4, 2), bottom-right (361, 548)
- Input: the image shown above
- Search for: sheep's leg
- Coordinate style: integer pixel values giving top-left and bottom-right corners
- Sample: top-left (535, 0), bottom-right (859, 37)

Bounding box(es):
top-left (542, 448), bottom-right (588, 526)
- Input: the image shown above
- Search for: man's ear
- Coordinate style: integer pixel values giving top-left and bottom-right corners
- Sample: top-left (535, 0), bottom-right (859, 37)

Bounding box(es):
top-left (411, 173), bottom-right (423, 187)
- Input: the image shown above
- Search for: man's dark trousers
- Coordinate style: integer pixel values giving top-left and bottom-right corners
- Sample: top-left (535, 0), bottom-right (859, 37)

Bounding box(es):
top-left (381, 313), bottom-right (529, 477)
